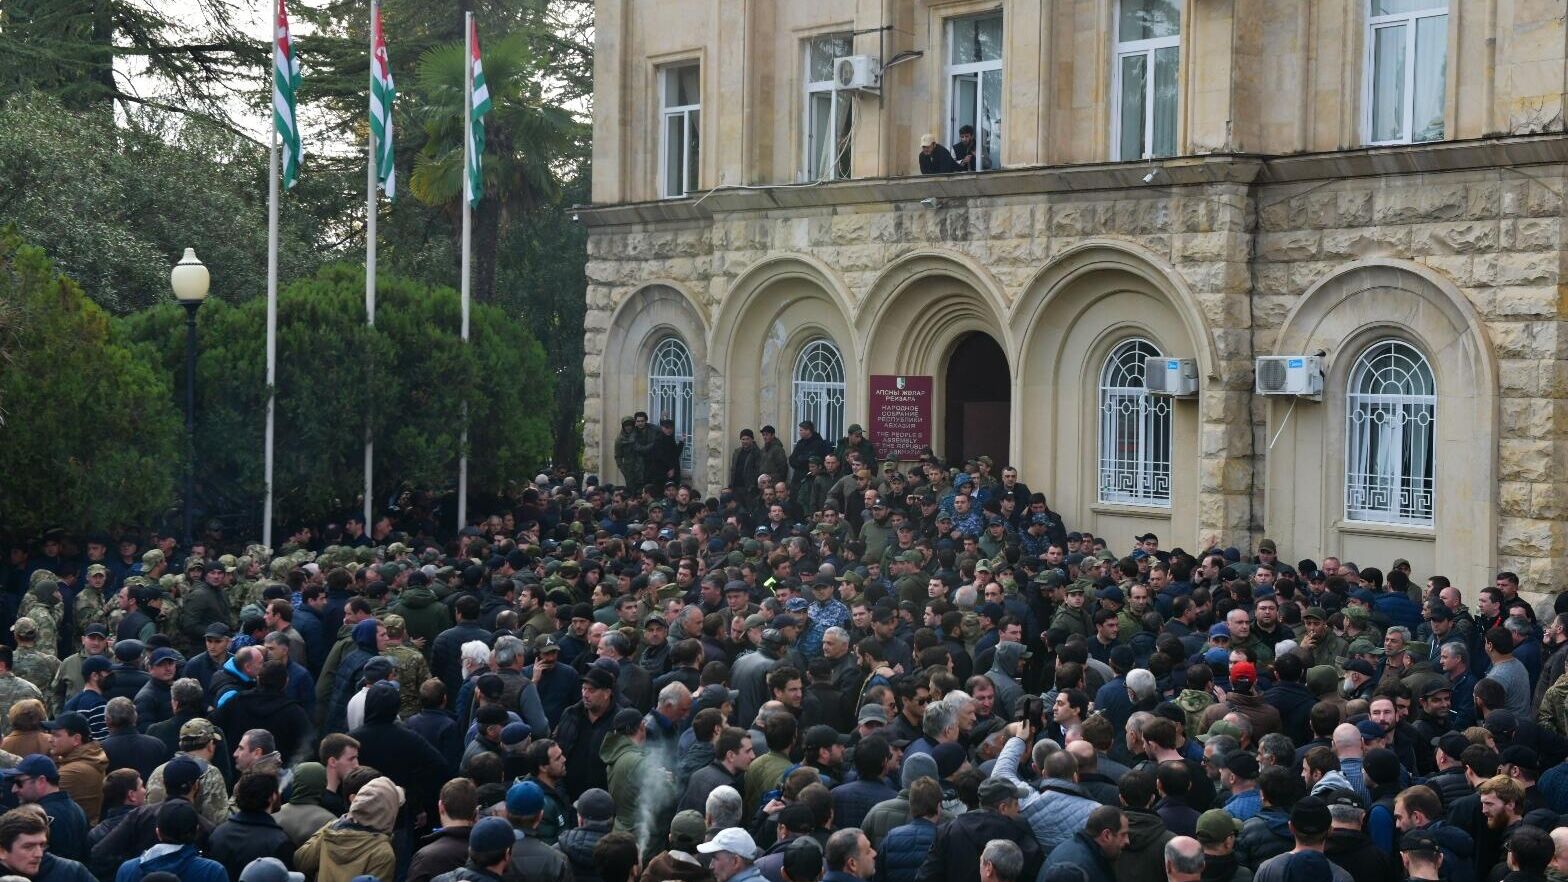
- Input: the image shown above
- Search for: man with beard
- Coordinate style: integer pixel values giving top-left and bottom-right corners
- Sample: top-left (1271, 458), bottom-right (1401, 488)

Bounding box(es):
top-left (1476, 775), bottom-right (1528, 880)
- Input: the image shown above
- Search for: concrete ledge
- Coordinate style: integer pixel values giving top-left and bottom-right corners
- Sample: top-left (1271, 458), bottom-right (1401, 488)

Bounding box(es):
top-left (575, 132), bottom-right (1568, 229)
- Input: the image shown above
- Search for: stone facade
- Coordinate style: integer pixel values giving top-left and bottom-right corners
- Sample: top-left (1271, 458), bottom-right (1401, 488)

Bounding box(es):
top-left (582, 0), bottom-right (1568, 593)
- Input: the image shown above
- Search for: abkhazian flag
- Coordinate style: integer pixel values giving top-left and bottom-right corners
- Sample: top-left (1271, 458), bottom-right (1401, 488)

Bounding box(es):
top-left (273, 0), bottom-right (302, 189)
top-left (370, 3), bottom-right (396, 198)
top-left (466, 18), bottom-right (493, 209)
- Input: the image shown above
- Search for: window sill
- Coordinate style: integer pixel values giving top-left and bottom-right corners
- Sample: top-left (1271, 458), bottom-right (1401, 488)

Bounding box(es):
top-left (1335, 519), bottom-right (1436, 540)
top-left (1091, 503), bottom-right (1173, 519)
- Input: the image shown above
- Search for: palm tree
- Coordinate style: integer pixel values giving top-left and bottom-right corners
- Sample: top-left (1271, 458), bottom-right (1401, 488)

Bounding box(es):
top-left (409, 33), bottom-right (584, 304)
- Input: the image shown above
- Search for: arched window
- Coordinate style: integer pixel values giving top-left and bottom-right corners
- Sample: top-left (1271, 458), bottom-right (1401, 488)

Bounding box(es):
top-left (648, 336), bottom-right (695, 474)
top-left (1098, 338), bottom-right (1171, 505)
top-left (793, 338), bottom-right (846, 444)
top-left (1346, 339), bottom-right (1436, 525)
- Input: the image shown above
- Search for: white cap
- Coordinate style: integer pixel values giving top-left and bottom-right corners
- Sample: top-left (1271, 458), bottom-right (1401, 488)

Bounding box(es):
top-left (240, 857), bottom-right (305, 882)
top-left (920, 133), bottom-right (936, 147)
top-left (697, 827), bottom-right (759, 860)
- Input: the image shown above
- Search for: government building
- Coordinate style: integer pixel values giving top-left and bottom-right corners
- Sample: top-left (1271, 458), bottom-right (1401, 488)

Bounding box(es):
top-left (579, 0), bottom-right (1568, 592)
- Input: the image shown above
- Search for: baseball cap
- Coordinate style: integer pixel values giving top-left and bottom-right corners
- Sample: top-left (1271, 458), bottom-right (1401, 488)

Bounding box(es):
top-left (82, 623), bottom-right (108, 638)
top-left (1399, 830), bottom-right (1441, 853)
top-left (468, 815), bottom-right (516, 853)
top-left (1484, 710), bottom-right (1519, 737)
top-left (857, 704), bottom-right (888, 726)
top-left (977, 777), bottom-right (1025, 807)
top-left (42, 712), bottom-right (91, 740)
top-left (1, 754), bottom-right (58, 783)
top-left (535, 634), bottom-right (561, 654)
top-left (804, 724), bottom-right (845, 751)
top-left (178, 717), bottom-right (222, 747)
top-left (204, 623), bottom-right (232, 638)
top-left (1289, 796), bottom-right (1332, 836)
top-left (1199, 721), bottom-right (1243, 744)
top-left (611, 707), bottom-right (644, 734)
top-left (670, 810), bottom-right (707, 851)
top-left (1318, 787), bottom-right (1364, 810)
top-left (149, 647), bottom-right (181, 666)
top-left (1433, 732), bottom-right (1470, 760)
top-left (500, 722), bottom-right (533, 746)
top-left (1356, 720), bottom-right (1388, 741)
top-left (698, 828), bottom-right (760, 860)
top-left (1229, 661), bottom-right (1257, 684)
top-left (506, 780), bottom-right (545, 816)
top-left (240, 857), bottom-right (306, 882)
top-left (81, 656), bottom-right (112, 677)
top-left (1302, 607), bottom-right (1327, 621)
top-left (1222, 751), bottom-right (1259, 779)
top-left (1195, 808), bottom-right (1242, 844)
top-left (1208, 623), bottom-right (1231, 639)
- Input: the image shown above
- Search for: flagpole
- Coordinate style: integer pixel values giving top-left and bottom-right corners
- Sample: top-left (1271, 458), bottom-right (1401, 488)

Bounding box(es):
top-left (457, 11), bottom-right (473, 534)
top-left (363, 0), bottom-right (378, 529)
top-left (263, 0), bottom-right (280, 549)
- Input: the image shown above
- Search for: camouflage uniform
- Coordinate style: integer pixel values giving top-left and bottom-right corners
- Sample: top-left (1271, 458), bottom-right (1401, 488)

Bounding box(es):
top-left (18, 586), bottom-right (61, 662)
top-left (0, 674), bottom-right (42, 737)
top-left (147, 719), bottom-right (230, 827)
top-left (12, 620), bottom-right (60, 714)
top-left (381, 616), bottom-right (430, 719)
top-left (74, 587), bottom-right (110, 637)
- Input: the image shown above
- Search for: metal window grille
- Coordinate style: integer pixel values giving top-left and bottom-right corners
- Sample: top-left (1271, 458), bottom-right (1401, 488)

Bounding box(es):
top-left (792, 339), bottom-right (846, 443)
top-left (1345, 339), bottom-right (1435, 525)
top-left (648, 337), bottom-right (695, 473)
top-left (1098, 338), bottom-right (1172, 505)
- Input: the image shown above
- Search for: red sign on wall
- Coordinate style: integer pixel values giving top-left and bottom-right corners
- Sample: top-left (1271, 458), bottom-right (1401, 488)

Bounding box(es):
top-left (869, 375), bottom-right (934, 458)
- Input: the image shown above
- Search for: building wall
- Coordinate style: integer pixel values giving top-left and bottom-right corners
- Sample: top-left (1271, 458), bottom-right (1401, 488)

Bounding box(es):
top-left (582, 0), bottom-right (1568, 591)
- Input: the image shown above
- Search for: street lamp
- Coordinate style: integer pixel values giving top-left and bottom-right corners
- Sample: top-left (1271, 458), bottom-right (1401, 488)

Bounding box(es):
top-left (170, 248), bottom-right (210, 548)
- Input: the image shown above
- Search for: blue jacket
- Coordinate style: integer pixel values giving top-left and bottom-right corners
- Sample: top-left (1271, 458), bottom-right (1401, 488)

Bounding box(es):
top-left (1044, 832), bottom-right (1115, 882)
top-left (1372, 590), bottom-right (1423, 633)
top-left (1224, 788), bottom-right (1262, 821)
top-left (992, 736), bottom-right (1096, 852)
top-left (875, 817), bottom-right (936, 882)
top-left (114, 844), bottom-right (228, 882)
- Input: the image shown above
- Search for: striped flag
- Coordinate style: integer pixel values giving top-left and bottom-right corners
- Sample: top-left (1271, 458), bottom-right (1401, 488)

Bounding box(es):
top-left (466, 18), bottom-right (492, 208)
top-left (369, 3), bottom-right (396, 198)
top-left (273, 0), bottom-right (301, 189)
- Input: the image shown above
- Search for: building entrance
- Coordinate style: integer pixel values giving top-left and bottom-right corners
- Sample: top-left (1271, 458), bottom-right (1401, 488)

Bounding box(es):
top-left (943, 332), bottom-right (1010, 467)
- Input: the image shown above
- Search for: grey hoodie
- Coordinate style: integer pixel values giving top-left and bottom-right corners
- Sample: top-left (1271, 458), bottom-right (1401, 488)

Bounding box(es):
top-left (986, 642), bottom-right (1027, 719)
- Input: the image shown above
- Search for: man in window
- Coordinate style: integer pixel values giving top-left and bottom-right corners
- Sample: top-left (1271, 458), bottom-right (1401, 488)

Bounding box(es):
top-left (952, 125), bottom-right (977, 171)
top-left (918, 134), bottom-right (958, 174)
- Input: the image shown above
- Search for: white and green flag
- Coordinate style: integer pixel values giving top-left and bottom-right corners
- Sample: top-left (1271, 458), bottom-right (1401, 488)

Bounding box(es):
top-left (273, 0), bottom-right (301, 189)
top-left (370, 2), bottom-right (395, 198)
top-left (466, 18), bottom-right (492, 208)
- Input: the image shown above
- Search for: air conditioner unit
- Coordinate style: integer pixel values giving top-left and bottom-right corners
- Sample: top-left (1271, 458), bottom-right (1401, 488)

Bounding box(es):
top-left (1143, 357), bottom-right (1199, 397)
top-left (1255, 355), bottom-right (1325, 398)
top-left (834, 55), bottom-right (880, 91)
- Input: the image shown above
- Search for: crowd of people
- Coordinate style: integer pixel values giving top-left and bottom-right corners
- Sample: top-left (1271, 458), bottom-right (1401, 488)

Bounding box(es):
top-left (3, 418), bottom-right (1568, 882)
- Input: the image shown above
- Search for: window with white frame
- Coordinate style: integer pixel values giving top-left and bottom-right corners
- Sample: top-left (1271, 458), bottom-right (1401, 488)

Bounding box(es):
top-left (648, 336), bottom-right (695, 473)
top-left (1098, 339), bottom-right (1172, 506)
top-left (1345, 339), bottom-right (1436, 525)
top-left (793, 339), bottom-right (846, 444)
top-left (805, 33), bottom-right (854, 181)
top-left (659, 63), bottom-right (701, 198)
top-left (1112, 0), bottom-right (1180, 161)
top-left (946, 13), bottom-right (1002, 172)
top-left (1366, 0), bottom-right (1448, 145)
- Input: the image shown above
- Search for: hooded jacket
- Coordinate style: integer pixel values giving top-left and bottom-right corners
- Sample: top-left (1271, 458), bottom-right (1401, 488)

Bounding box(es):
top-left (205, 809), bottom-right (294, 881)
top-left (351, 681), bottom-right (450, 817)
top-left (639, 850), bottom-right (716, 882)
top-left (327, 619), bottom-right (382, 733)
top-left (209, 655), bottom-right (255, 710)
top-left (87, 796), bottom-right (215, 880)
top-left (1199, 689), bottom-right (1282, 739)
top-left (410, 824), bottom-right (472, 882)
top-left (216, 681), bottom-right (313, 762)
top-left (113, 842), bottom-right (227, 882)
top-left (601, 731), bottom-right (650, 834)
top-left (861, 753), bottom-right (943, 847)
top-left (1115, 807), bottom-right (1173, 880)
top-left (985, 642), bottom-right (1026, 720)
top-left (392, 586), bottom-right (451, 653)
top-left (1324, 826), bottom-right (1395, 880)
top-left (294, 776), bottom-right (402, 882)
top-left (273, 762), bottom-right (336, 846)
top-left (56, 740), bottom-right (109, 822)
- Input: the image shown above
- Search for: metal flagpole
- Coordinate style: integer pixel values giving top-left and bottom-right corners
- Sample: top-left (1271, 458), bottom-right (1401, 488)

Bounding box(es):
top-left (457, 11), bottom-right (473, 533)
top-left (364, 0), bottom-right (378, 528)
top-left (263, 0), bottom-right (280, 548)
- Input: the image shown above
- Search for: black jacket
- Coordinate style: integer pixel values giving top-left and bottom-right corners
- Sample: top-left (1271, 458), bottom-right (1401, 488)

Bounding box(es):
top-left (351, 684), bottom-right (450, 817)
top-left (100, 730), bottom-right (170, 780)
top-left (914, 809), bottom-right (1041, 882)
top-left (89, 796), bottom-right (214, 880)
top-left (1263, 681), bottom-right (1316, 745)
top-left (680, 762), bottom-right (744, 814)
top-left (205, 810), bottom-right (294, 881)
top-left (410, 825), bottom-right (472, 882)
top-left (555, 701), bottom-right (617, 797)
top-left (216, 685), bottom-right (313, 763)
top-left (919, 144), bottom-right (959, 174)
top-left (432, 623), bottom-right (493, 693)
top-left (132, 678), bottom-right (173, 731)
top-left (103, 665), bottom-right (149, 704)
top-left (1325, 827), bottom-right (1395, 880)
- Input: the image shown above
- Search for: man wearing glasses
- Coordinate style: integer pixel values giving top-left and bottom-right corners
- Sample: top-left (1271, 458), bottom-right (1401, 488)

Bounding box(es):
top-left (3, 753), bottom-right (88, 863)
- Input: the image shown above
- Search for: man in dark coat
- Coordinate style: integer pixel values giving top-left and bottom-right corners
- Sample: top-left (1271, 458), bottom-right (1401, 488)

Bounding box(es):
top-left (326, 617), bottom-right (386, 734)
top-left (431, 596), bottom-right (492, 694)
top-left (730, 430), bottom-right (764, 509)
top-left (214, 660), bottom-right (312, 763)
top-left (408, 779), bottom-right (478, 882)
top-left (914, 778), bottom-right (1043, 882)
top-left (788, 421), bottom-right (833, 488)
top-left (350, 681), bottom-right (450, 820)
top-left (203, 771), bottom-right (293, 880)
top-left (554, 665), bottom-right (620, 797)
top-left (642, 419), bottom-right (683, 487)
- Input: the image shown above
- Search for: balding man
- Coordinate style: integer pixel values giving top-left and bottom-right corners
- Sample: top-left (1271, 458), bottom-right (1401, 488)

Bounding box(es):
top-left (1165, 836), bottom-right (1205, 882)
top-left (1331, 723), bottom-right (1368, 802)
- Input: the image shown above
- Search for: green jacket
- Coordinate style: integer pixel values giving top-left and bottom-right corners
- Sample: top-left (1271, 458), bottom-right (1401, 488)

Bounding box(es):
top-left (1175, 689), bottom-right (1216, 740)
top-left (178, 583), bottom-right (232, 655)
top-left (391, 586), bottom-right (450, 657)
top-left (1050, 605), bottom-right (1092, 639)
top-left (859, 521), bottom-right (893, 568)
top-left (601, 732), bottom-right (649, 834)
top-left (744, 750), bottom-right (794, 817)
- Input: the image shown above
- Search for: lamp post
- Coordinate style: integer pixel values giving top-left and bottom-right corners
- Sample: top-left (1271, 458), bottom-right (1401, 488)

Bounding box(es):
top-left (170, 248), bottom-right (210, 548)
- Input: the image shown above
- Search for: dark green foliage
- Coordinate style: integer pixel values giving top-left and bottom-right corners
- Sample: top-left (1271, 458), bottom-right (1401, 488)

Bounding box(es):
top-left (0, 230), bottom-right (183, 534)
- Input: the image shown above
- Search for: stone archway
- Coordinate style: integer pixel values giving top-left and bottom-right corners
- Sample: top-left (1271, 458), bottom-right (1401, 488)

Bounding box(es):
top-left (944, 332), bottom-right (1011, 466)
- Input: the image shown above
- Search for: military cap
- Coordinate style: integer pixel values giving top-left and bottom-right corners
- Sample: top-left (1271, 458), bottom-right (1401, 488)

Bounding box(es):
top-left (1198, 720), bottom-right (1243, 743)
top-left (1346, 637), bottom-right (1383, 656)
top-left (847, 424), bottom-right (864, 435)
top-left (1302, 606), bottom-right (1327, 621)
top-left (10, 618), bottom-right (37, 638)
top-left (1342, 606), bottom-right (1370, 622)
top-left (85, 564), bottom-right (108, 577)
top-left (1195, 809), bottom-right (1242, 844)
top-left (142, 549), bottom-right (165, 566)
top-left (899, 550), bottom-right (923, 564)
top-left (179, 718), bottom-right (223, 746)
top-left (837, 571), bottom-right (863, 586)
top-left (381, 614), bottom-right (406, 638)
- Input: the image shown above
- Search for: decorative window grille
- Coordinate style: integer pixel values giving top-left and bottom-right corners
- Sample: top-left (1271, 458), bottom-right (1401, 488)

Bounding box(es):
top-left (1098, 339), bottom-right (1172, 505)
top-left (648, 337), bottom-right (695, 473)
top-left (792, 339), bottom-right (846, 444)
top-left (1346, 339), bottom-right (1436, 525)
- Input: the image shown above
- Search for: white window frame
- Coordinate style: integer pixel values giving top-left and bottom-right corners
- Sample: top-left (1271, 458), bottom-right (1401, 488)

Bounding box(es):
top-left (792, 338), bottom-right (847, 444)
top-left (648, 336), bottom-right (696, 474)
top-left (803, 34), bottom-right (854, 182)
top-left (1345, 339), bottom-right (1436, 526)
top-left (1098, 338), bottom-right (1172, 507)
top-left (658, 63), bottom-right (701, 199)
top-left (1363, 1), bottom-right (1449, 146)
top-left (1111, 0), bottom-right (1181, 161)
top-left (945, 13), bottom-right (1003, 172)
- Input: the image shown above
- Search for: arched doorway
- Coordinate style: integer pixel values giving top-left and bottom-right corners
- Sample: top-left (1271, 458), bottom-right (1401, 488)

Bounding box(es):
top-left (944, 332), bottom-right (1010, 466)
